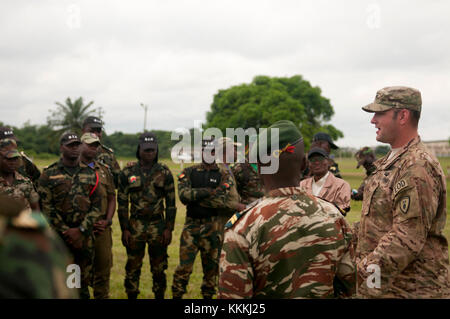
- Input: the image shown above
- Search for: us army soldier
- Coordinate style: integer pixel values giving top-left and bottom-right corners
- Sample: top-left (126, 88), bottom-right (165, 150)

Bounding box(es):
top-left (356, 86), bottom-right (450, 298)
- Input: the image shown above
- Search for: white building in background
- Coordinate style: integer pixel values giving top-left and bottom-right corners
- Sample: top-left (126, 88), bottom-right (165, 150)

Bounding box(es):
top-left (423, 140), bottom-right (450, 158)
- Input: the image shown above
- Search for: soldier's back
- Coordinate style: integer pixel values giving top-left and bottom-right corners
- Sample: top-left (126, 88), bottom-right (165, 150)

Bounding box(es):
top-left (220, 186), bottom-right (354, 299)
top-left (0, 196), bottom-right (77, 298)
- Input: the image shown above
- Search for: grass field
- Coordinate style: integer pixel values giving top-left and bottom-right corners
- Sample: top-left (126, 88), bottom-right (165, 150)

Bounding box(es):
top-left (33, 156), bottom-right (450, 299)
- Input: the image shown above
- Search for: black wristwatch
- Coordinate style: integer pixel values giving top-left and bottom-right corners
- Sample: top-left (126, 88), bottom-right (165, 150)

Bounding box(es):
top-left (107, 219), bottom-right (113, 226)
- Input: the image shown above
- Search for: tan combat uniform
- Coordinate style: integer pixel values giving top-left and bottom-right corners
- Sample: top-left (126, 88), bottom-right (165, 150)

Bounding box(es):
top-left (356, 136), bottom-right (450, 298)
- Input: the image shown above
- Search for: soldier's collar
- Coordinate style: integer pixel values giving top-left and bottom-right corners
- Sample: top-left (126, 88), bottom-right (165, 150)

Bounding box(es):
top-left (267, 186), bottom-right (305, 198)
top-left (380, 135), bottom-right (421, 170)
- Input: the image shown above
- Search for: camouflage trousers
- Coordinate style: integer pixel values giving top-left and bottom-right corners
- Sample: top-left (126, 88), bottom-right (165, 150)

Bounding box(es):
top-left (92, 227), bottom-right (113, 299)
top-left (171, 216), bottom-right (220, 299)
top-left (125, 219), bottom-right (168, 298)
top-left (66, 235), bottom-right (95, 299)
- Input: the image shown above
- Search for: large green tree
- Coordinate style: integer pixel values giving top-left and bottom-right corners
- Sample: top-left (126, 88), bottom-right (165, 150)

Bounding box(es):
top-left (47, 97), bottom-right (99, 134)
top-left (205, 75), bottom-right (343, 148)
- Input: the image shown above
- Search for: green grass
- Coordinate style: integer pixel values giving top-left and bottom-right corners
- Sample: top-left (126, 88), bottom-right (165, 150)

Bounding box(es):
top-left (33, 156), bottom-right (450, 299)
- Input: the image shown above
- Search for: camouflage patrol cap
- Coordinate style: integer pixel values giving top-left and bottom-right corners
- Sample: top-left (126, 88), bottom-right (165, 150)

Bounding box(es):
top-left (362, 86), bottom-right (422, 113)
top-left (0, 127), bottom-right (16, 141)
top-left (355, 146), bottom-right (375, 168)
top-left (0, 139), bottom-right (20, 158)
top-left (80, 132), bottom-right (101, 145)
top-left (82, 116), bottom-right (103, 129)
top-left (250, 120), bottom-right (303, 161)
top-left (60, 132), bottom-right (81, 146)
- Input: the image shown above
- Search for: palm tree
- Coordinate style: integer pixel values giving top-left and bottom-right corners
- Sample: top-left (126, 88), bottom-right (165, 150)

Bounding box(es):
top-left (47, 97), bottom-right (98, 134)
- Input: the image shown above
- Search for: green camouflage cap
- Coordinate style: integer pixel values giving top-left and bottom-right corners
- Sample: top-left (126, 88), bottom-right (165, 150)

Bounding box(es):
top-left (362, 86), bottom-right (422, 113)
top-left (355, 146), bottom-right (374, 168)
top-left (0, 139), bottom-right (20, 158)
top-left (250, 120), bottom-right (303, 160)
top-left (81, 132), bottom-right (101, 145)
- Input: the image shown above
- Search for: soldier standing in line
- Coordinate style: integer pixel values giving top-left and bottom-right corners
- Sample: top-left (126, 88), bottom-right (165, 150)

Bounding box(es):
top-left (0, 127), bottom-right (41, 186)
top-left (351, 147), bottom-right (376, 201)
top-left (219, 120), bottom-right (355, 299)
top-left (214, 137), bottom-right (246, 243)
top-left (118, 132), bottom-right (176, 299)
top-left (81, 116), bottom-right (121, 188)
top-left (356, 86), bottom-right (450, 298)
top-left (0, 139), bottom-right (40, 211)
top-left (171, 137), bottom-right (238, 299)
top-left (80, 133), bottom-right (116, 299)
top-left (230, 135), bottom-right (264, 206)
top-left (0, 195), bottom-right (77, 299)
top-left (37, 132), bottom-right (103, 299)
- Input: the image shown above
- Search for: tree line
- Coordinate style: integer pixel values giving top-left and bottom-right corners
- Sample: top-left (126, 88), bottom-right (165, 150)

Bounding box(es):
top-left (5, 74), bottom-right (393, 159)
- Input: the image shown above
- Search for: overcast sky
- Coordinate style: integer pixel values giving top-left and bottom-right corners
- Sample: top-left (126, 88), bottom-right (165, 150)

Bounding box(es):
top-left (1, 0), bottom-right (449, 149)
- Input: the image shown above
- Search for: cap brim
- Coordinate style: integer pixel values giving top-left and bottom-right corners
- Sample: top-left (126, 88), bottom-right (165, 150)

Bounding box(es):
top-left (362, 102), bottom-right (392, 113)
top-left (330, 142), bottom-right (338, 150)
top-left (62, 140), bottom-right (81, 146)
top-left (140, 142), bottom-right (157, 149)
top-left (86, 123), bottom-right (102, 129)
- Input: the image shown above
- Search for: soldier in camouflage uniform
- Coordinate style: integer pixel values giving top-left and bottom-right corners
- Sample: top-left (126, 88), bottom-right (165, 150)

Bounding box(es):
top-left (0, 139), bottom-right (40, 211)
top-left (0, 195), bottom-right (77, 299)
top-left (0, 126), bottom-right (41, 186)
top-left (302, 132), bottom-right (342, 180)
top-left (118, 132), bottom-right (176, 299)
top-left (351, 147), bottom-right (376, 201)
top-left (219, 120), bottom-right (355, 299)
top-left (171, 137), bottom-right (239, 299)
top-left (229, 135), bottom-right (264, 205)
top-left (80, 133), bottom-right (116, 299)
top-left (356, 86), bottom-right (450, 298)
top-left (82, 116), bottom-right (121, 188)
top-left (214, 137), bottom-right (246, 243)
top-left (37, 132), bottom-right (103, 299)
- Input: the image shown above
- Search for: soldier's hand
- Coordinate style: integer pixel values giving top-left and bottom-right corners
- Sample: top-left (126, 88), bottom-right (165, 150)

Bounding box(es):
top-left (63, 228), bottom-right (83, 249)
top-left (161, 229), bottom-right (172, 246)
top-left (122, 230), bottom-right (132, 248)
top-left (94, 220), bottom-right (108, 235)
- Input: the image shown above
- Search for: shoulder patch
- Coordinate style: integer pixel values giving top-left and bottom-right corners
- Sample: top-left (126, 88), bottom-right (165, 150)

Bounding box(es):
top-left (393, 178), bottom-right (409, 197)
top-left (129, 175), bottom-right (137, 184)
top-left (399, 196), bottom-right (410, 214)
top-left (178, 173), bottom-right (186, 180)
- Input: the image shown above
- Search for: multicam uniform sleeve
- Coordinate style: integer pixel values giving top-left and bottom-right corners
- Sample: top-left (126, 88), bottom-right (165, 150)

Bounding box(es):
top-left (117, 169), bottom-right (130, 231)
top-left (163, 167), bottom-right (176, 231)
top-left (218, 229), bottom-right (253, 299)
top-left (357, 164), bottom-right (442, 290)
top-left (109, 153), bottom-right (121, 189)
top-left (177, 168), bottom-right (212, 205)
top-left (37, 171), bottom-right (70, 234)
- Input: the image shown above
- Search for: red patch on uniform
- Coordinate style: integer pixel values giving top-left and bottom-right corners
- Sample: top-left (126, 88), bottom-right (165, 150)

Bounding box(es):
top-left (129, 176), bottom-right (137, 183)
